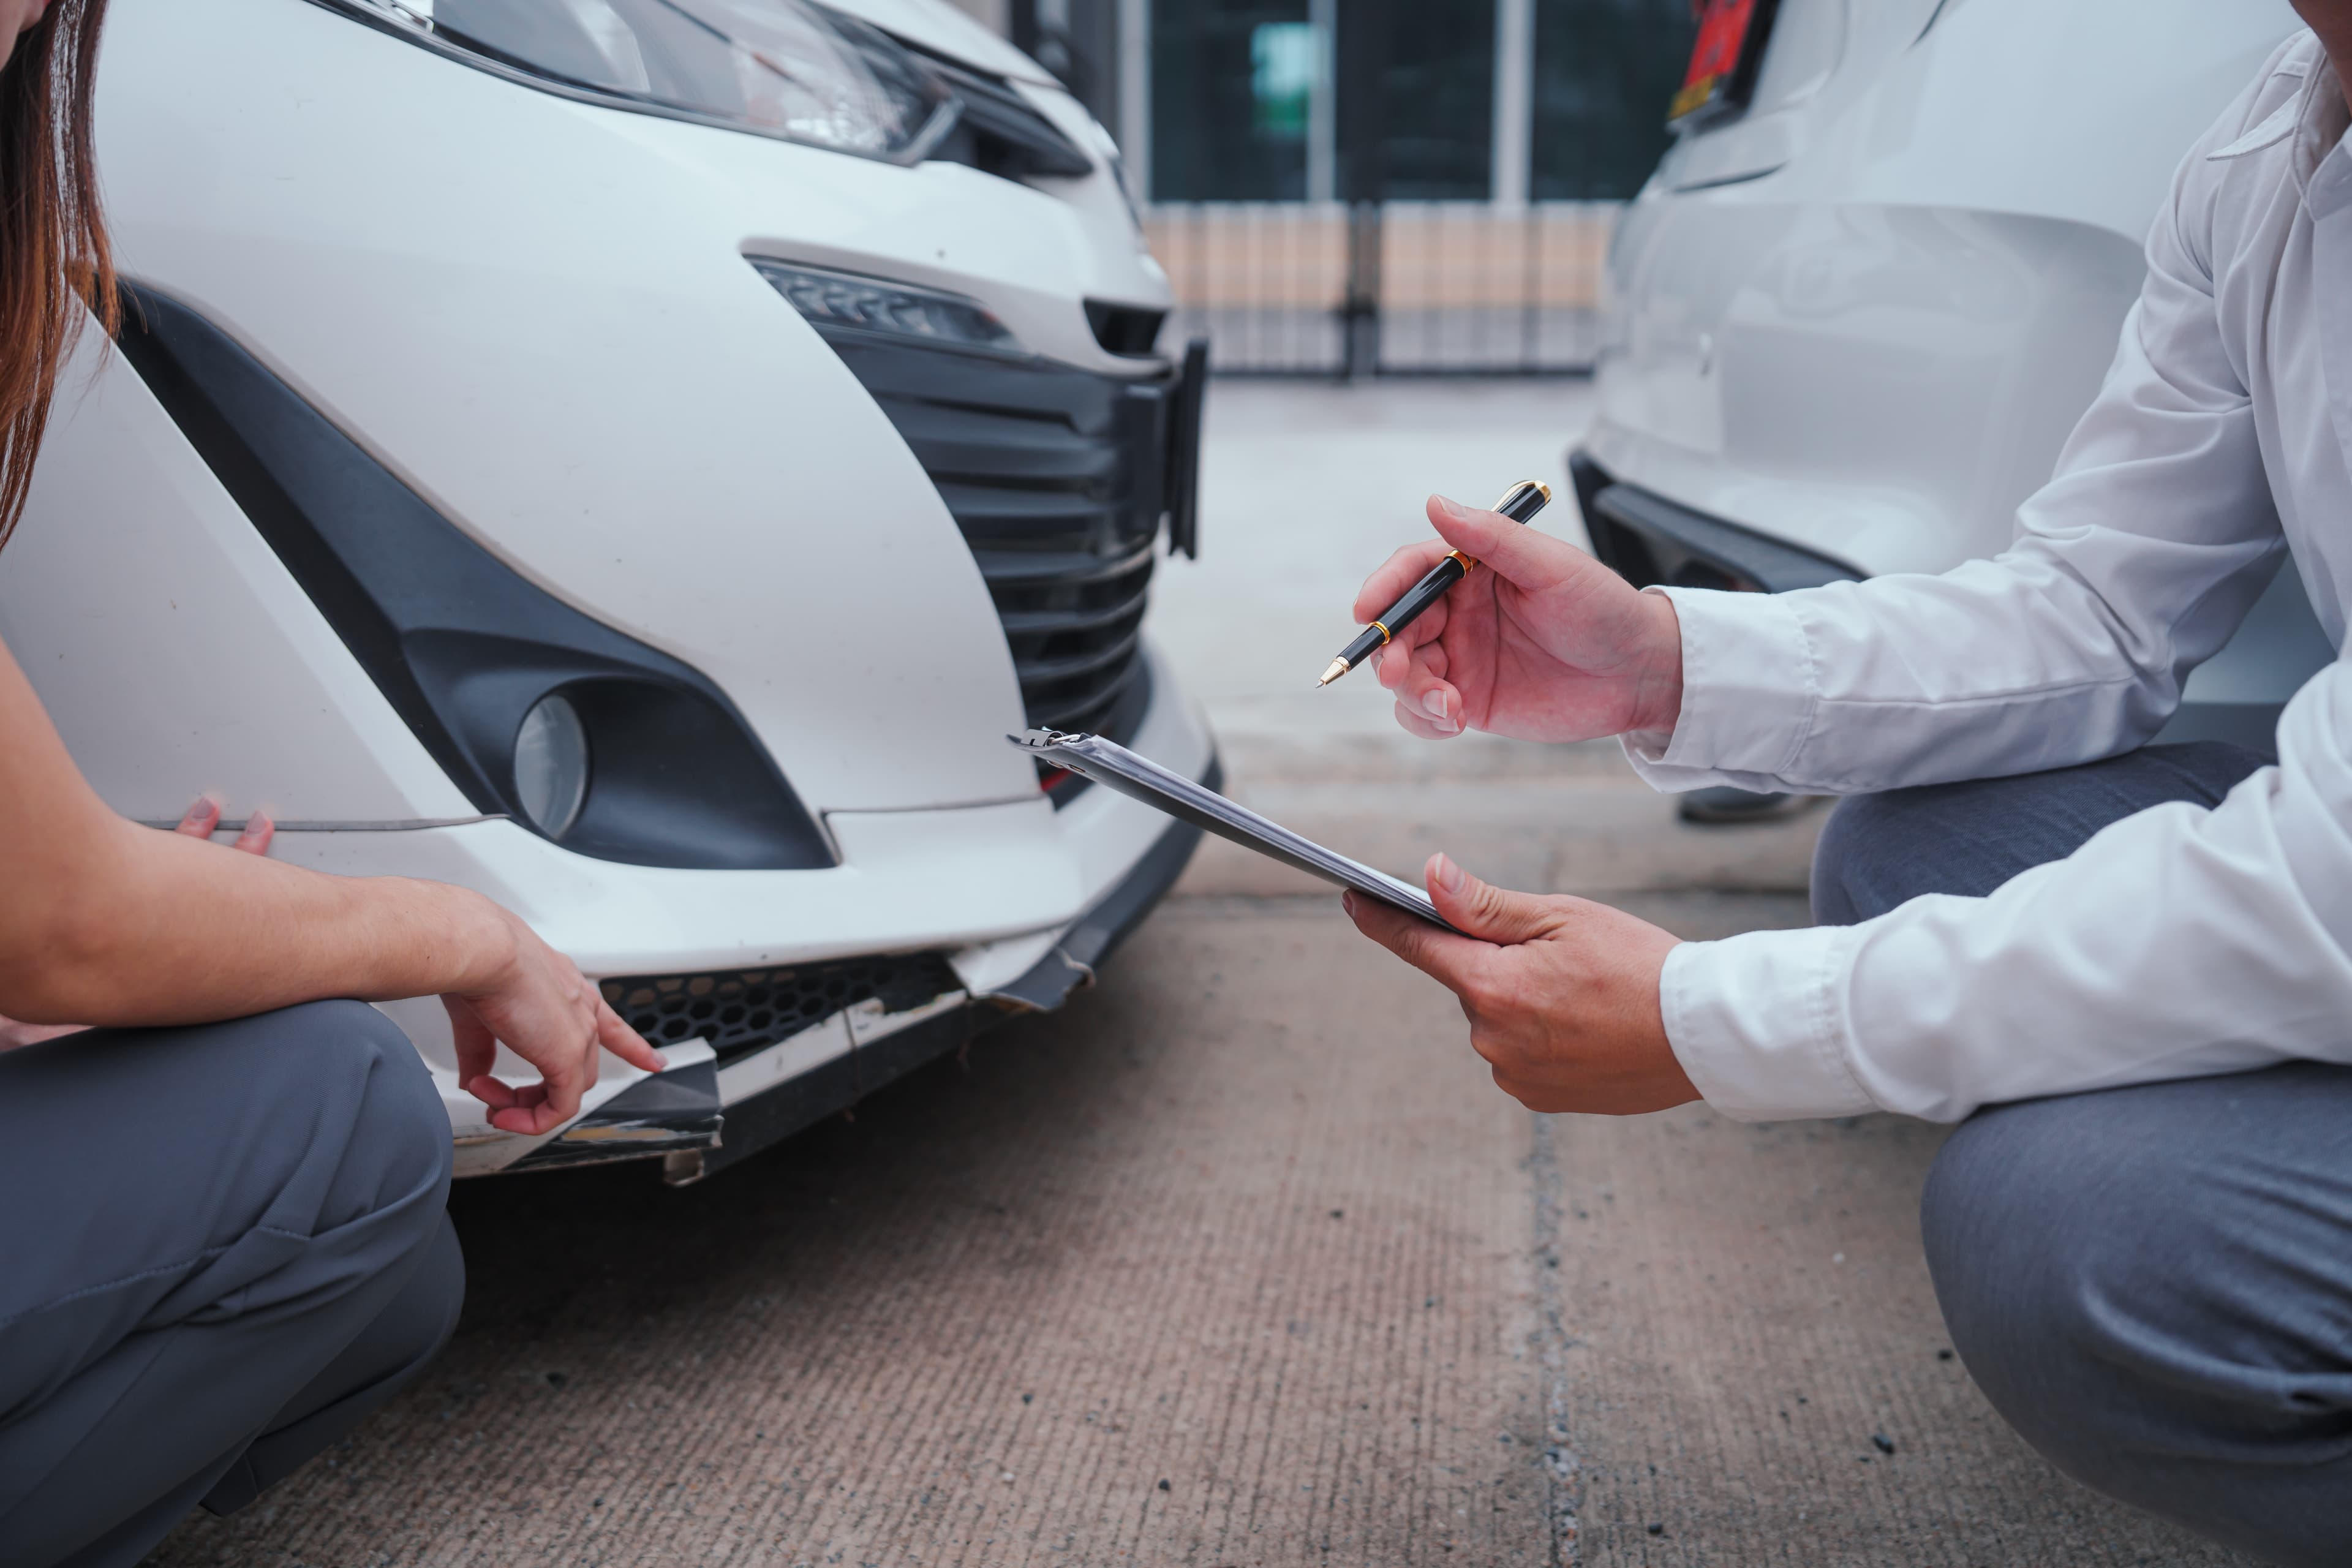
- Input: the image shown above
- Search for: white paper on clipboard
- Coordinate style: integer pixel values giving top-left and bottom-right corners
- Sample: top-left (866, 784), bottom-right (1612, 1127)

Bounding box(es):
top-left (1009, 729), bottom-right (1458, 933)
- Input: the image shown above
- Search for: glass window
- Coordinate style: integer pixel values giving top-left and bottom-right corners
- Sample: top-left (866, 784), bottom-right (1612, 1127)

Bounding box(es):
top-left (1364, 0), bottom-right (1495, 200)
top-left (1531, 0), bottom-right (1696, 199)
top-left (1152, 0), bottom-right (1312, 200)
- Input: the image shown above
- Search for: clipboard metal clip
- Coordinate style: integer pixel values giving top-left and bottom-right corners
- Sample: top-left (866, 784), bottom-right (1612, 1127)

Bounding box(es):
top-left (1004, 728), bottom-right (1457, 933)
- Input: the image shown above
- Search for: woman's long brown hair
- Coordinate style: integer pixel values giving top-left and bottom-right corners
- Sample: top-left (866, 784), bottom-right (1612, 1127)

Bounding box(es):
top-left (0, 0), bottom-right (112, 551)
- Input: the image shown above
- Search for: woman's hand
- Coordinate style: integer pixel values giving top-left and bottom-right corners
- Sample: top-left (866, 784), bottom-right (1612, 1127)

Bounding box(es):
top-left (0, 635), bottom-right (662, 1104)
top-left (0, 796), bottom-right (274, 1049)
top-left (0, 788), bottom-right (662, 1137)
top-left (1344, 853), bottom-right (1698, 1115)
top-left (442, 907), bottom-right (666, 1136)
top-left (175, 793), bottom-right (277, 857)
top-left (1353, 494), bottom-right (1686, 744)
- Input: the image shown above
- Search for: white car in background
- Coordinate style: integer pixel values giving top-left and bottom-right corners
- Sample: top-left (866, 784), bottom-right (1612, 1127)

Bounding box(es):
top-left (0, 0), bottom-right (1211, 1178)
top-left (1578, 0), bottom-right (2326, 802)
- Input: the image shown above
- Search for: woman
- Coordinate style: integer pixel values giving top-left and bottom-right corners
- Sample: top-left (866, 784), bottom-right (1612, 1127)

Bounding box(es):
top-left (0, 1), bottom-right (665, 1561)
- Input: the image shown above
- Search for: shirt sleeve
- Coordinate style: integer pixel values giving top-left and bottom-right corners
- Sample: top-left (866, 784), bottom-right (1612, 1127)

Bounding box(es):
top-left (1632, 51), bottom-right (2337, 1123)
top-left (1664, 659), bottom-right (2352, 1122)
top-left (1625, 63), bottom-right (2285, 799)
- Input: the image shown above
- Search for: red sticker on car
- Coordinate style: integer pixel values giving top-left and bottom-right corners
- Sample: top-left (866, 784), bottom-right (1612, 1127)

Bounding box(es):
top-left (1673, 0), bottom-right (1765, 122)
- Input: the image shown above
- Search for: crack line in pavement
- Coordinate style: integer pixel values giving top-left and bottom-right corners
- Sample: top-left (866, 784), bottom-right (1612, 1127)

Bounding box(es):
top-left (1531, 1111), bottom-right (1582, 1564)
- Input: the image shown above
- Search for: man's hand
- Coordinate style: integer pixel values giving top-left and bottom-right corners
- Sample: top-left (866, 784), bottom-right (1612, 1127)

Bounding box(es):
top-left (1345, 852), bottom-right (1698, 1115)
top-left (1354, 494), bottom-right (1684, 745)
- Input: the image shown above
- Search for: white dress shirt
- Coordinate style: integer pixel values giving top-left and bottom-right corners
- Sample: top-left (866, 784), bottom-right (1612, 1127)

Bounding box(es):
top-left (1629, 33), bottom-right (2352, 1123)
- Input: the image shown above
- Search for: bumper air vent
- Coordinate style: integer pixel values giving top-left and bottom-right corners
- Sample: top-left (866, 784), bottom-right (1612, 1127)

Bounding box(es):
top-left (812, 328), bottom-right (1207, 799)
top-left (603, 954), bottom-right (963, 1066)
top-left (1571, 453), bottom-right (1860, 595)
top-left (1085, 300), bottom-right (1168, 357)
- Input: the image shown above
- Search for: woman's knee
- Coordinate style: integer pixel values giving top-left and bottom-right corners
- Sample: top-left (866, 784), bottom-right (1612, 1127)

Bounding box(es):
top-left (20, 999), bottom-right (450, 1244)
top-left (224, 1000), bottom-right (451, 1239)
top-left (312, 1001), bottom-right (451, 1223)
top-left (198, 1213), bottom-right (467, 1518)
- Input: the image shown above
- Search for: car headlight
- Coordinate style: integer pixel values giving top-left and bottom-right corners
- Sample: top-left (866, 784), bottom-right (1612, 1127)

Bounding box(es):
top-left (313, 0), bottom-right (956, 163)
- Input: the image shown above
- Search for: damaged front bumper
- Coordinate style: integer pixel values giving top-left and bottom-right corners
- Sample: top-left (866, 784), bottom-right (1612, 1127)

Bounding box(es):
top-left (459, 749), bottom-right (1218, 1185)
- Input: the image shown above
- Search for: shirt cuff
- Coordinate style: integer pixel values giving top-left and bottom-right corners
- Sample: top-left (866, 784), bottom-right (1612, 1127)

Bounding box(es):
top-left (1660, 925), bottom-right (1878, 1121)
top-left (1621, 586), bottom-right (1820, 793)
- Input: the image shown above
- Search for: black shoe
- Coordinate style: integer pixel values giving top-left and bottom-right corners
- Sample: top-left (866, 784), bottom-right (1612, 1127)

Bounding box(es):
top-left (1677, 786), bottom-right (1816, 825)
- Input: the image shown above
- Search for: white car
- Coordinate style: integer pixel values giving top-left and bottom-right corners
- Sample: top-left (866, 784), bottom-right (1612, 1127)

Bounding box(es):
top-left (1580, 0), bottom-right (2329, 771)
top-left (0, 0), bottom-right (1213, 1179)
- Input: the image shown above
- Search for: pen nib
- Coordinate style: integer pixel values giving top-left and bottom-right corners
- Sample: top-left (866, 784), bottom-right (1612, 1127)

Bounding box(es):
top-left (1316, 658), bottom-right (1350, 688)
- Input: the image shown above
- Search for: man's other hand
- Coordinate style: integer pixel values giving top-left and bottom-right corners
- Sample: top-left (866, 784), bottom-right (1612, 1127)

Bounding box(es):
top-left (1344, 852), bottom-right (1697, 1115)
top-left (1352, 494), bottom-right (1684, 745)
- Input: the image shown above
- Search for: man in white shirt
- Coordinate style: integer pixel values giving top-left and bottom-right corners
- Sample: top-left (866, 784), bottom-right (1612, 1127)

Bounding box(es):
top-left (1342, 9), bottom-right (2352, 1562)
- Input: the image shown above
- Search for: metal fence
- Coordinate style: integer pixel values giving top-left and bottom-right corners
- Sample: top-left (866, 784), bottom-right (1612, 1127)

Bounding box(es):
top-left (1144, 200), bottom-right (1621, 377)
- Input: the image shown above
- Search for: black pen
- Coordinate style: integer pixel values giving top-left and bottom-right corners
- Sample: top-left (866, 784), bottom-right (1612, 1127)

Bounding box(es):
top-left (1317, 480), bottom-right (1552, 687)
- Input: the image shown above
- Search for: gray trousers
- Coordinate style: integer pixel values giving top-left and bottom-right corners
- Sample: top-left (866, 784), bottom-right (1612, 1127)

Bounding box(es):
top-left (0, 1000), bottom-right (464, 1568)
top-left (1813, 742), bottom-right (2352, 1567)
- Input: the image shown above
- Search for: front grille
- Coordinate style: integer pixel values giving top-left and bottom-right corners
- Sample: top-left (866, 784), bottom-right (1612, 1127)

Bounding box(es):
top-left (601, 954), bottom-right (963, 1065)
top-left (820, 330), bottom-right (1183, 747)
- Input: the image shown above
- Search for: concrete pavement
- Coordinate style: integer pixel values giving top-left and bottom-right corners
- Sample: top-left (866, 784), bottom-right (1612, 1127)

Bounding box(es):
top-left (150, 900), bottom-right (2242, 1567)
top-left (149, 382), bottom-right (2248, 1566)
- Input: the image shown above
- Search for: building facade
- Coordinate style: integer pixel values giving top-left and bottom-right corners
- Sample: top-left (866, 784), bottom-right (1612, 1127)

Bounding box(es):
top-left (952, 0), bottom-right (1698, 374)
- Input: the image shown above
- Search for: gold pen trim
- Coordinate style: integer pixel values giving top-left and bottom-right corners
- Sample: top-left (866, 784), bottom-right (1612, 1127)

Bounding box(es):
top-left (1318, 482), bottom-right (1548, 690)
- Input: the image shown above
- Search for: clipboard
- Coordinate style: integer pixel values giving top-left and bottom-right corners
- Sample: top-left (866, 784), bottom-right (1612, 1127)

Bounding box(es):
top-left (1010, 729), bottom-right (1458, 933)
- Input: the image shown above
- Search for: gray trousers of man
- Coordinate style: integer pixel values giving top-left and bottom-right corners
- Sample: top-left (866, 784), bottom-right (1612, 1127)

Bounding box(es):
top-left (1812, 740), bottom-right (2352, 1567)
top-left (0, 1000), bottom-right (465, 1567)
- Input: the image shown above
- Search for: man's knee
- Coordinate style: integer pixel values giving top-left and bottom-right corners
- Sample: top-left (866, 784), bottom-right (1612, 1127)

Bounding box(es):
top-left (1812, 794), bottom-right (1879, 925)
top-left (1918, 1100), bottom-right (2139, 1442)
top-left (1918, 1083), bottom-right (2285, 1415)
top-left (1814, 744), bottom-right (2274, 927)
top-left (1809, 791), bottom-right (1942, 925)
top-left (1921, 1070), bottom-right (2352, 1561)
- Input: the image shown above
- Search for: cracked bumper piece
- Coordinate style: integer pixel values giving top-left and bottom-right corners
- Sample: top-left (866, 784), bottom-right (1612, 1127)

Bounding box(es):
top-left (663, 750), bottom-right (1219, 1186)
top-left (505, 1047), bottom-right (724, 1174)
top-left (972, 752), bottom-right (1225, 1013)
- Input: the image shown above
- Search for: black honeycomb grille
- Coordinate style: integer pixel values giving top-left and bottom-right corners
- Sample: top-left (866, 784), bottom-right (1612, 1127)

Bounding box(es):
top-left (601, 954), bottom-right (963, 1065)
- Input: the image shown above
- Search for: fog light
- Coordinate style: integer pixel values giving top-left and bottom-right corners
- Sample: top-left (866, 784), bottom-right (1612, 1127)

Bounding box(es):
top-left (750, 258), bottom-right (1022, 353)
top-left (514, 693), bottom-right (590, 839)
